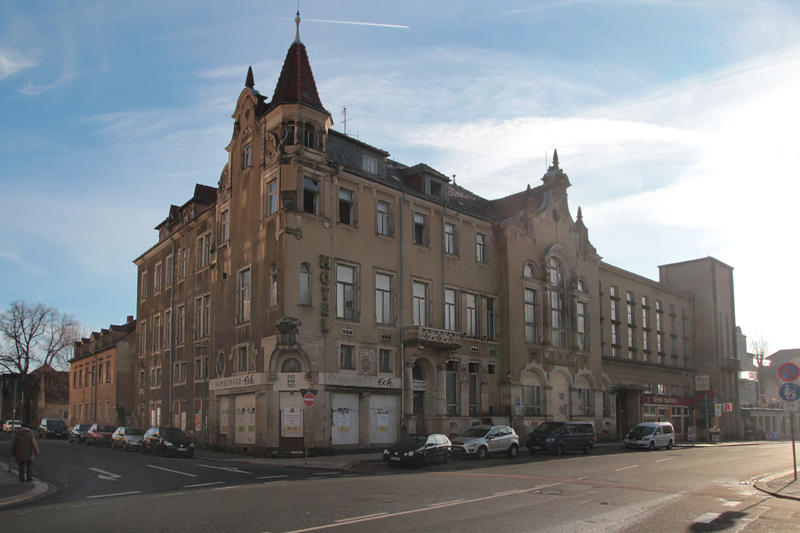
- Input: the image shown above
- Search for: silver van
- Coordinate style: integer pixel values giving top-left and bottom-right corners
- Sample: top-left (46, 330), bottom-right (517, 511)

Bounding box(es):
top-left (624, 421), bottom-right (675, 450)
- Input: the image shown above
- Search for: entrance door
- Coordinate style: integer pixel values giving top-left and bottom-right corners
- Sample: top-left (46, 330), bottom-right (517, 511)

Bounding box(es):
top-left (279, 391), bottom-right (305, 453)
top-left (412, 391), bottom-right (425, 434)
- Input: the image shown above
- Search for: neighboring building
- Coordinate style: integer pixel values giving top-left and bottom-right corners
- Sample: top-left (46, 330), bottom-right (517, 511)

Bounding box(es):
top-left (27, 365), bottom-right (70, 423)
top-left (69, 317), bottom-right (137, 427)
top-left (131, 17), bottom-right (742, 454)
top-left (756, 349), bottom-right (800, 438)
top-left (736, 327), bottom-right (758, 408)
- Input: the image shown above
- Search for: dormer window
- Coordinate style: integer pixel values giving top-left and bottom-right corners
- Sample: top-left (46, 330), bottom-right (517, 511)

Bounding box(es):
top-left (362, 154), bottom-right (378, 174)
top-left (430, 181), bottom-right (442, 198)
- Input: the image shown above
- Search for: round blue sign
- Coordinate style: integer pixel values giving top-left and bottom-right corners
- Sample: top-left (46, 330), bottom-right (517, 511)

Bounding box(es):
top-left (779, 382), bottom-right (800, 402)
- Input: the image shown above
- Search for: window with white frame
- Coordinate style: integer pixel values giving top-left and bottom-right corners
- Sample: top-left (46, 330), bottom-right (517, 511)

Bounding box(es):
top-left (522, 384), bottom-right (542, 416)
top-left (195, 353), bottom-right (209, 381)
top-left (577, 387), bottom-right (591, 415)
top-left (141, 271), bottom-right (148, 301)
top-left (139, 320), bottom-right (147, 356)
top-left (304, 122), bottom-right (316, 149)
top-left (375, 272), bottom-right (393, 325)
top-left (153, 315), bottom-right (161, 352)
top-left (412, 281), bottom-right (428, 326)
top-left (165, 309), bottom-right (172, 350)
top-left (468, 363), bottom-right (479, 416)
top-left (444, 222), bottom-right (457, 254)
top-left (166, 255), bottom-right (174, 287)
top-left (476, 233), bottom-right (487, 263)
top-left (657, 383), bottom-right (667, 395)
top-left (466, 294), bottom-right (479, 338)
top-left (445, 288), bottom-right (458, 331)
top-left (176, 305), bottom-right (185, 345)
top-left (178, 248), bottom-right (186, 280)
top-left (376, 200), bottom-right (391, 236)
top-left (445, 361), bottom-right (459, 415)
top-left (173, 361), bottom-right (187, 383)
top-left (220, 210), bottom-right (229, 242)
top-left (362, 154), bottom-right (378, 174)
top-left (195, 294), bottom-right (210, 338)
top-left (338, 188), bottom-right (355, 225)
top-left (155, 263), bottom-right (162, 293)
top-left (197, 233), bottom-right (211, 269)
top-left (524, 288), bottom-right (539, 344)
top-left (266, 179), bottom-right (279, 216)
top-left (243, 142), bottom-right (253, 168)
top-left (577, 300), bottom-right (589, 350)
top-left (548, 258), bottom-right (567, 348)
top-left (336, 264), bottom-right (357, 320)
top-left (413, 213), bottom-right (427, 246)
top-left (523, 261), bottom-right (537, 279)
top-left (237, 268), bottom-right (251, 324)
top-left (300, 262), bottom-right (312, 306)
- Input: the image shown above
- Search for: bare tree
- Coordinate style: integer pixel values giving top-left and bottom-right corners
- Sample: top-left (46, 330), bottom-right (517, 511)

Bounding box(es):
top-left (0, 300), bottom-right (82, 374)
top-left (750, 332), bottom-right (769, 406)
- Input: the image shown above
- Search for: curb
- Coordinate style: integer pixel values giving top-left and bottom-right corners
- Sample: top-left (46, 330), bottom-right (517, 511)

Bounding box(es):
top-left (754, 469), bottom-right (800, 501)
top-left (0, 459), bottom-right (51, 508)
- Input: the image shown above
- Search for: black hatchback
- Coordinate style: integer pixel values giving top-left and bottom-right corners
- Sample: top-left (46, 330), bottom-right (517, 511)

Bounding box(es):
top-left (142, 427), bottom-right (195, 458)
top-left (383, 433), bottom-right (451, 468)
top-left (38, 418), bottom-right (68, 439)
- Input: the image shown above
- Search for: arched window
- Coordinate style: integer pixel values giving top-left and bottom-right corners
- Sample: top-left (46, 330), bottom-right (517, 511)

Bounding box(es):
top-left (300, 263), bottom-right (312, 306)
top-left (548, 257), bottom-right (567, 348)
top-left (281, 358), bottom-right (302, 373)
top-left (577, 279), bottom-right (588, 293)
top-left (283, 121), bottom-right (295, 145)
top-left (523, 261), bottom-right (537, 279)
top-left (304, 123), bottom-right (316, 149)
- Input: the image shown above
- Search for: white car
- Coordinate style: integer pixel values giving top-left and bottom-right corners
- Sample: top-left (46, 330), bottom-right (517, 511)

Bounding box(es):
top-left (3, 420), bottom-right (23, 433)
top-left (624, 421), bottom-right (675, 450)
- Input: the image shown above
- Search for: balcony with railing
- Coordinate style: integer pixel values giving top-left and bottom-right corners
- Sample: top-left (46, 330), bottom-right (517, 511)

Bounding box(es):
top-left (403, 326), bottom-right (461, 350)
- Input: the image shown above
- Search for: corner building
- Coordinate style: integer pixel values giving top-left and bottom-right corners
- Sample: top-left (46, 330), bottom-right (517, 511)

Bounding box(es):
top-left (133, 22), bottom-right (739, 454)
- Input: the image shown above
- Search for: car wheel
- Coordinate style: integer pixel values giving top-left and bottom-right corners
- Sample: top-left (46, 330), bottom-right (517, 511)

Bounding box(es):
top-left (666, 440), bottom-right (673, 450)
top-left (476, 446), bottom-right (488, 460)
top-left (648, 441), bottom-right (655, 451)
top-left (583, 443), bottom-right (593, 455)
top-left (554, 443), bottom-right (565, 456)
top-left (507, 444), bottom-right (519, 459)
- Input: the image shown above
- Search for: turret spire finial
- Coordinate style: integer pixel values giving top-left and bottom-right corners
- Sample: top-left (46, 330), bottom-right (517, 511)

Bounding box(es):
top-left (245, 66), bottom-right (254, 89)
top-left (295, 10), bottom-right (302, 44)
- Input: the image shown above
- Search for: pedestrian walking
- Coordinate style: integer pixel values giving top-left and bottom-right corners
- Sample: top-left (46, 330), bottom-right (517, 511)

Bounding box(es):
top-left (11, 423), bottom-right (40, 482)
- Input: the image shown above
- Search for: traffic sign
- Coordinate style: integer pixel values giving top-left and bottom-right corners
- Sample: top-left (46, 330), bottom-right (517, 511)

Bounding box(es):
top-left (303, 392), bottom-right (316, 406)
top-left (778, 362), bottom-right (800, 382)
top-left (779, 382), bottom-right (800, 402)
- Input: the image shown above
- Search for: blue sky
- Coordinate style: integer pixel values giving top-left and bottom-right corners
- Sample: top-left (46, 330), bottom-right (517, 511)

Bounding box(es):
top-left (2, 1), bottom-right (799, 353)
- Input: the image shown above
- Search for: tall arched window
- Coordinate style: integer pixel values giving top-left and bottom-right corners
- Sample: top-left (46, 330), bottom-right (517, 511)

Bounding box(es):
top-left (300, 263), bottom-right (312, 306)
top-left (548, 257), bottom-right (567, 348)
top-left (304, 123), bottom-right (316, 149)
top-left (523, 261), bottom-right (537, 279)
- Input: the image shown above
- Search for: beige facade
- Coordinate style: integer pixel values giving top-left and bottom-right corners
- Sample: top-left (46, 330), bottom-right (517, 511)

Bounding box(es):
top-left (130, 24), bottom-right (742, 454)
top-left (69, 318), bottom-right (137, 427)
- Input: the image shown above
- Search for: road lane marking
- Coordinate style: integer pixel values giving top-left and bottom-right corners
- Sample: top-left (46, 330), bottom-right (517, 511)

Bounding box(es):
top-left (90, 468), bottom-right (121, 481)
top-left (334, 513), bottom-right (389, 523)
top-left (214, 485), bottom-right (243, 491)
top-left (695, 512), bottom-right (720, 524)
top-left (147, 464), bottom-right (197, 477)
top-left (577, 476), bottom-right (589, 480)
top-left (284, 483), bottom-right (562, 533)
top-left (614, 465), bottom-right (639, 471)
top-left (722, 500), bottom-right (741, 507)
top-left (258, 475), bottom-right (290, 480)
top-left (85, 491), bottom-right (142, 499)
top-left (427, 499), bottom-right (465, 507)
top-left (313, 472), bottom-right (340, 475)
top-left (197, 464), bottom-right (253, 474)
top-left (184, 482), bottom-right (225, 488)
top-left (263, 480), bottom-right (288, 485)
top-left (656, 457), bottom-right (675, 463)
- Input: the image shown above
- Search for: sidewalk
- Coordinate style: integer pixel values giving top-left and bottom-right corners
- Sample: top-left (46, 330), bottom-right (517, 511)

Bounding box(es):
top-left (0, 458), bottom-right (50, 508)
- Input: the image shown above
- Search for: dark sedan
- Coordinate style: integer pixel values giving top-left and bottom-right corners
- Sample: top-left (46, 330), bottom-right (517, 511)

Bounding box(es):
top-left (86, 424), bottom-right (117, 447)
top-left (383, 433), bottom-right (451, 468)
top-left (142, 427), bottom-right (195, 458)
top-left (69, 424), bottom-right (92, 443)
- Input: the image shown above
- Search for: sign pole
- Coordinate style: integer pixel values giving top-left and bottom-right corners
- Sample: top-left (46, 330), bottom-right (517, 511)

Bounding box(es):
top-left (792, 412), bottom-right (797, 482)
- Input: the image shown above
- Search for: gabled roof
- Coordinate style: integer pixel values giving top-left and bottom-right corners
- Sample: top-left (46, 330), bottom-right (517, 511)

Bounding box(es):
top-left (491, 185), bottom-right (545, 220)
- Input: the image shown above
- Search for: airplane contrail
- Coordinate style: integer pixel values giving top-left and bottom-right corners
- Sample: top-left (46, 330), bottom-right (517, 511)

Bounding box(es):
top-left (304, 18), bottom-right (409, 29)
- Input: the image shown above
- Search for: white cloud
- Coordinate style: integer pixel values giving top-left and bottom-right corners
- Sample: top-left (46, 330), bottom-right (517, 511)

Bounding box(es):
top-left (0, 48), bottom-right (36, 79)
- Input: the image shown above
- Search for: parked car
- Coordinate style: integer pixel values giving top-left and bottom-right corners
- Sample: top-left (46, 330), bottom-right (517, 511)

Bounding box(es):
top-left (142, 427), bottom-right (195, 458)
top-left (38, 418), bottom-right (69, 439)
top-left (86, 424), bottom-right (117, 446)
top-left (451, 425), bottom-right (519, 459)
top-left (624, 421), bottom-right (675, 450)
top-left (383, 433), bottom-right (451, 467)
top-left (111, 427), bottom-right (145, 452)
top-left (526, 421), bottom-right (596, 456)
top-left (69, 423), bottom-right (92, 443)
top-left (3, 420), bottom-right (23, 433)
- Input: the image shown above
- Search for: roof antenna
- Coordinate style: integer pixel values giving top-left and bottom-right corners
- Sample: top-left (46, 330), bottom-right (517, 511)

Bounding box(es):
top-left (342, 107), bottom-right (351, 136)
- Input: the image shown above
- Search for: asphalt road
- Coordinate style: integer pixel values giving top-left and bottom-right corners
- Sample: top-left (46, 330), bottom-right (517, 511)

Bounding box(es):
top-left (1, 436), bottom-right (798, 532)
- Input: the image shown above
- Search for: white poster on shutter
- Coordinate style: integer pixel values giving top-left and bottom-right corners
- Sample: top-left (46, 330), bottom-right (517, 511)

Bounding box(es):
top-left (235, 394), bottom-right (256, 444)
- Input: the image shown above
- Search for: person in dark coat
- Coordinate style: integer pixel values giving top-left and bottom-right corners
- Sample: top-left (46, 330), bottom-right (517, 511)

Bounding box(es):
top-left (11, 423), bottom-right (40, 482)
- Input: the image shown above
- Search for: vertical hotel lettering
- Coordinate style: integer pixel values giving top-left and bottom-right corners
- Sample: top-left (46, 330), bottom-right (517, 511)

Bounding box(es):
top-left (319, 254), bottom-right (331, 333)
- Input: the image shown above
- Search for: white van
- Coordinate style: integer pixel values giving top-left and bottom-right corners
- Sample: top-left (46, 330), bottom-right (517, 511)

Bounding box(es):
top-left (624, 422), bottom-right (675, 450)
